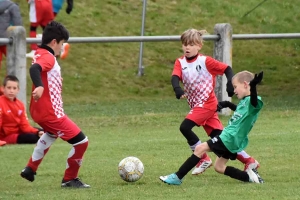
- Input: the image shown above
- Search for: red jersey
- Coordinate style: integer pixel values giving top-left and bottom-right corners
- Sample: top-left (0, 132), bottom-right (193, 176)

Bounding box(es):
top-left (30, 47), bottom-right (65, 123)
top-left (0, 95), bottom-right (38, 137)
top-left (172, 54), bottom-right (227, 110)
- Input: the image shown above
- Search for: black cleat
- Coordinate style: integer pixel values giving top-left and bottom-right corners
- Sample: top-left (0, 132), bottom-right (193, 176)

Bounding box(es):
top-left (61, 178), bottom-right (90, 188)
top-left (20, 166), bottom-right (36, 182)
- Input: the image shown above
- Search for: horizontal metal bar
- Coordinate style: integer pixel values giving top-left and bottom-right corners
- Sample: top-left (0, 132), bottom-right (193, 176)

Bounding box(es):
top-left (0, 38), bottom-right (12, 45)
top-left (232, 33), bottom-right (300, 40)
top-left (1, 33), bottom-right (300, 45)
top-left (24, 35), bottom-right (219, 44)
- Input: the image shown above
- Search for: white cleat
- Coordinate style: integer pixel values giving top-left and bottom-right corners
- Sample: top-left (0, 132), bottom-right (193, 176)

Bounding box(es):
top-left (191, 158), bottom-right (212, 175)
top-left (246, 168), bottom-right (260, 183)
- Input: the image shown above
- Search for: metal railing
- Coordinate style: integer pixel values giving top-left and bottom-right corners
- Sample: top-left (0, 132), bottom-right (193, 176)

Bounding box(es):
top-left (2, 24), bottom-right (300, 114)
top-left (1, 33), bottom-right (300, 45)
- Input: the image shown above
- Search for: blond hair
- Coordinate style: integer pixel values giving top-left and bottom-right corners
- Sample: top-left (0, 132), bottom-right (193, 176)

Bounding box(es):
top-left (181, 28), bottom-right (207, 46)
top-left (232, 70), bottom-right (254, 83)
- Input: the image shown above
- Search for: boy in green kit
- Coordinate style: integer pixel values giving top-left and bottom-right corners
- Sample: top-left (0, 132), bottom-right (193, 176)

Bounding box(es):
top-left (160, 70), bottom-right (264, 185)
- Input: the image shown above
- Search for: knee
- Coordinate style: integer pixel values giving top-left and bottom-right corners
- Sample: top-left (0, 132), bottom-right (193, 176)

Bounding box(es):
top-left (179, 123), bottom-right (189, 133)
top-left (194, 144), bottom-right (205, 157)
top-left (214, 164), bottom-right (225, 174)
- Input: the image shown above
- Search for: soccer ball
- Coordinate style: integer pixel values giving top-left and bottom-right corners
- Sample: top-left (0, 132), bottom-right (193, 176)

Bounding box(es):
top-left (118, 156), bottom-right (144, 182)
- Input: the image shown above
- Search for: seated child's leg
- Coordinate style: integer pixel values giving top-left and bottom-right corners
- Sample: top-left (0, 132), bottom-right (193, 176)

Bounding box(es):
top-left (1, 134), bottom-right (18, 144)
top-left (17, 133), bottom-right (39, 144)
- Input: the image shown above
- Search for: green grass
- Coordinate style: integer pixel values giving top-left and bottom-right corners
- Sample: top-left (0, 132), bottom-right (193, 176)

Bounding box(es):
top-left (1, 0), bottom-right (300, 199)
top-left (1, 99), bottom-right (300, 200)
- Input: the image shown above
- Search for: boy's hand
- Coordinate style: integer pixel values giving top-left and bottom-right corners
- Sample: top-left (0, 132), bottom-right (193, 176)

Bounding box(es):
top-left (32, 86), bottom-right (44, 101)
top-left (38, 130), bottom-right (44, 137)
top-left (226, 81), bottom-right (234, 97)
top-left (36, 128), bottom-right (44, 137)
top-left (174, 87), bottom-right (185, 99)
top-left (217, 101), bottom-right (229, 112)
top-left (250, 71), bottom-right (263, 86)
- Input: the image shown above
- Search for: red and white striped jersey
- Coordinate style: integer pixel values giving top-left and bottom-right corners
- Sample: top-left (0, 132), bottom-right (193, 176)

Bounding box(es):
top-left (172, 54), bottom-right (228, 110)
top-left (30, 47), bottom-right (64, 123)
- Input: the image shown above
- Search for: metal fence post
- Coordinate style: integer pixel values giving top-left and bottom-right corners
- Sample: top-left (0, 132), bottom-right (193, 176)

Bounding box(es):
top-left (6, 26), bottom-right (27, 107)
top-left (213, 23), bottom-right (232, 116)
top-left (137, 0), bottom-right (147, 76)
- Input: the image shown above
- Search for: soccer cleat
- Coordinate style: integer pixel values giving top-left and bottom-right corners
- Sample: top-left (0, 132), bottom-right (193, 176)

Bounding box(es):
top-left (246, 168), bottom-right (261, 183)
top-left (0, 140), bottom-right (6, 146)
top-left (20, 166), bottom-right (36, 182)
top-left (244, 157), bottom-right (260, 171)
top-left (60, 43), bottom-right (70, 59)
top-left (191, 156), bottom-right (212, 175)
top-left (26, 50), bottom-right (36, 58)
top-left (159, 173), bottom-right (182, 185)
top-left (252, 169), bottom-right (264, 183)
top-left (61, 178), bottom-right (90, 188)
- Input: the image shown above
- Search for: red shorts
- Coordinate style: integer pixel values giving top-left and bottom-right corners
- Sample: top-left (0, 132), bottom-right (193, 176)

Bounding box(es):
top-left (186, 107), bottom-right (223, 136)
top-left (29, 0), bottom-right (54, 26)
top-left (37, 115), bottom-right (81, 141)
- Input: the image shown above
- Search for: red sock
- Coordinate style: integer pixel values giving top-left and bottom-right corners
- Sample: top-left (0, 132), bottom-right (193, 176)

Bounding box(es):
top-left (27, 147), bottom-right (50, 172)
top-left (63, 140), bottom-right (88, 181)
top-left (237, 154), bottom-right (252, 164)
top-left (201, 152), bottom-right (209, 159)
top-left (30, 30), bottom-right (38, 50)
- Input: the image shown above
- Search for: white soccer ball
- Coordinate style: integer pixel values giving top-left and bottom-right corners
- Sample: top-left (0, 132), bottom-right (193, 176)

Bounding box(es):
top-left (118, 156), bottom-right (144, 182)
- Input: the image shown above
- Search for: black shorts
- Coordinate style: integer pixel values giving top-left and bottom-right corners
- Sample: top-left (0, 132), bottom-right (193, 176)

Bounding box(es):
top-left (207, 136), bottom-right (237, 160)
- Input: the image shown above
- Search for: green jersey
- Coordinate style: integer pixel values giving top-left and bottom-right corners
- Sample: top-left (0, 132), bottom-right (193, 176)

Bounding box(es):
top-left (219, 96), bottom-right (263, 153)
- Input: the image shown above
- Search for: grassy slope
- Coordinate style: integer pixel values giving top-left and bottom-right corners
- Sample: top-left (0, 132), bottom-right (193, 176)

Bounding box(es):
top-left (6, 0), bottom-right (299, 105)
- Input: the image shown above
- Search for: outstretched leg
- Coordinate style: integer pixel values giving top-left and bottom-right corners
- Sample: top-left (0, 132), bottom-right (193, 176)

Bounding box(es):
top-left (215, 157), bottom-right (263, 183)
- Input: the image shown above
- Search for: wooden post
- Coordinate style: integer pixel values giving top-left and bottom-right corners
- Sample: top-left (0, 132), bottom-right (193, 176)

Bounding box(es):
top-left (213, 23), bottom-right (233, 116)
top-left (6, 26), bottom-right (27, 107)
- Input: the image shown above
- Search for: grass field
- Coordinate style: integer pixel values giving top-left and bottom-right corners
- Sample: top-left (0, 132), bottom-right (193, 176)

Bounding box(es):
top-left (0, 0), bottom-right (300, 199)
top-left (0, 98), bottom-right (300, 200)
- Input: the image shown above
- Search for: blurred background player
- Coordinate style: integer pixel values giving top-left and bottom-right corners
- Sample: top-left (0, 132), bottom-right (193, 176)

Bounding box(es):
top-left (0, 0), bottom-right (23, 70)
top-left (52, 0), bottom-right (73, 16)
top-left (20, 21), bottom-right (89, 188)
top-left (52, 0), bottom-right (73, 59)
top-left (26, 0), bottom-right (54, 58)
top-left (171, 28), bottom-right (259, 175)
top-left (0, 75), bottom-right (44, 145)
